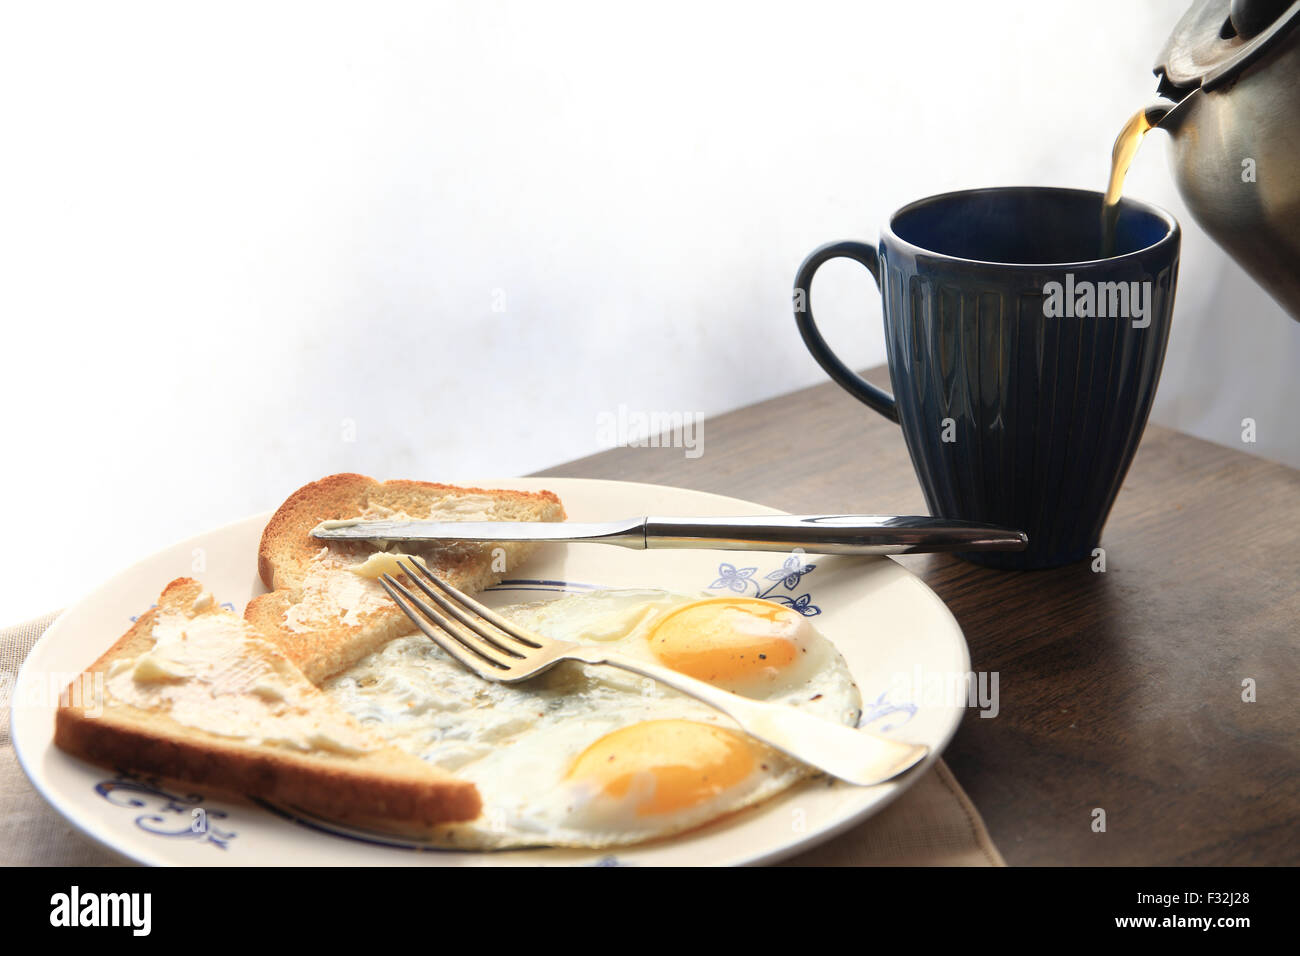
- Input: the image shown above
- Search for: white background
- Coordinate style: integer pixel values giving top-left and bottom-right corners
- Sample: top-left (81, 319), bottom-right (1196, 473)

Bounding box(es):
top-left (3, 0), bottom-right (1298, 623)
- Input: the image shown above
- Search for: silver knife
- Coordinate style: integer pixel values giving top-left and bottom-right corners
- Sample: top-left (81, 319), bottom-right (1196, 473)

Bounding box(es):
top-left (310, 514), bottom-right (1028, 555)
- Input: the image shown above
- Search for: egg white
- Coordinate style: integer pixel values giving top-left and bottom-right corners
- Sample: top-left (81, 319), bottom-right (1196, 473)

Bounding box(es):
top-left (322, 588), bottom-right (863, 848)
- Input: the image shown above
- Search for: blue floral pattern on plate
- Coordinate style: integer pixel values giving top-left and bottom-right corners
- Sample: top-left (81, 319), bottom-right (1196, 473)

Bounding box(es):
top-left (859, 692), bottom-right (918, 732)
top-left (95, 772), bottom-right (236, 850)
top-left (708, 556), bottom-right (820, 616)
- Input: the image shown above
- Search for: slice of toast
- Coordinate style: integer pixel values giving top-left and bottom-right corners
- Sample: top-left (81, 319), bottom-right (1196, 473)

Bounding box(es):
top-left (55, 578), bottom-right (481, 826)
top-left (246, 473), bottom-right (565, 683)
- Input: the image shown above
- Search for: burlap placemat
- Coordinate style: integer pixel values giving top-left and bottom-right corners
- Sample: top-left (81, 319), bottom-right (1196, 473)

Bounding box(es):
top-left (2, 611), bottom-right (1004, 866)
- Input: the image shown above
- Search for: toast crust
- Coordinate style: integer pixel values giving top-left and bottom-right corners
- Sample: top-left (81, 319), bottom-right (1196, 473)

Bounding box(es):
top-left (251, 474), bottom-right (565, 683)
top-left (55, 705), bottom-right (481, 826)
top-left (256, 472), bottom-right (564, 591)
top-left (54, 578), bottom-right (481, 826)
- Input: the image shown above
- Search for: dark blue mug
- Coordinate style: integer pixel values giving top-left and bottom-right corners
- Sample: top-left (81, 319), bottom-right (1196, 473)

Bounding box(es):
top-left (794, 186), bottom-right (1180, 569)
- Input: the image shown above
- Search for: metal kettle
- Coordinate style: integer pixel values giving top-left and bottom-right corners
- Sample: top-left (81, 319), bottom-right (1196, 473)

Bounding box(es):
top-left (1147, 0), bottom-right (1300, 321)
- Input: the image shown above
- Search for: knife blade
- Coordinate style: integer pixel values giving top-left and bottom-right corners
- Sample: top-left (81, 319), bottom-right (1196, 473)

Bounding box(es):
top-left (309, 514), bottom-right (1028, 555)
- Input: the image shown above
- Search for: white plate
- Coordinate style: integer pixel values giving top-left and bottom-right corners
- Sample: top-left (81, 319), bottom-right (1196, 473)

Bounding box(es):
top-left (12, 477), bottom-right (969, 866)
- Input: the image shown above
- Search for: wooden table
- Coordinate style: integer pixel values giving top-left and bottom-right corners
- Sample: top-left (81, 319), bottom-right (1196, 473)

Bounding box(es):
top-left (535, 366), bottom-right (1300, 866)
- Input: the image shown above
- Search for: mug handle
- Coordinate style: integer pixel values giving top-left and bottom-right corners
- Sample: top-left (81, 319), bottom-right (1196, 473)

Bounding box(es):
top-left (793, 240), bottom-right (899, 423)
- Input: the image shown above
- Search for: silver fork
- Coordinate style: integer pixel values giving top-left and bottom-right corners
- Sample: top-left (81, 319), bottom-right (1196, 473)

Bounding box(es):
top-left (378, 561), bottom-right (928, 787)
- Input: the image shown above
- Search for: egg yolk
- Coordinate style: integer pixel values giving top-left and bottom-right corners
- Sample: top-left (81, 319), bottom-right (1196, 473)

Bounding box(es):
top-left (646, 597), bottom-right (806, 690)
top-left (566, 720), bottom-right (758, 816)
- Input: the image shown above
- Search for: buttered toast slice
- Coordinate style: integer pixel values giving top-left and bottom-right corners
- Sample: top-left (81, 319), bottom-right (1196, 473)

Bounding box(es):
top-left (247, 473), bottom-right (565, 683)
top-left (55, 578), bottom-right (481, 826)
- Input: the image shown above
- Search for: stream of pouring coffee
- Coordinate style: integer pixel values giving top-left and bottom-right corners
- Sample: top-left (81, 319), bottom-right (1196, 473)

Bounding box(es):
top-left (1101, 106), bottom-right (1159, 258)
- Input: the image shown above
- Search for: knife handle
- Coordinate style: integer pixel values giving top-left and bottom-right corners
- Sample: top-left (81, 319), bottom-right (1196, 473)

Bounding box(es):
top-left (643, 514), bottom-right (1027, 555)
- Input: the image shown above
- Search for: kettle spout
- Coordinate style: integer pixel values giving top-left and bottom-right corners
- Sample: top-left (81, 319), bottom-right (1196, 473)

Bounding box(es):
top-left (1144, 101), bottom-right (1175, 127)
top-left (1142, 92), bottom-right (1199, 135)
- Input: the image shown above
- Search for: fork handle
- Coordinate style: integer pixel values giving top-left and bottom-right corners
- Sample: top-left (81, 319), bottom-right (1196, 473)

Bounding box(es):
top-left (574, 649), bottom-right (928, 786)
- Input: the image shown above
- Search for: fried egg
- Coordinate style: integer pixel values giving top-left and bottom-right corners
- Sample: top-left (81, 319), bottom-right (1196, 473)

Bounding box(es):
top-left (323, 588), bottom-right (862, 848)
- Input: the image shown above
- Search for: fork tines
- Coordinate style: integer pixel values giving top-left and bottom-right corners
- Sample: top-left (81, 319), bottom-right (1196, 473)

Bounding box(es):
top-left (378, 560), bottom-right (541, 680)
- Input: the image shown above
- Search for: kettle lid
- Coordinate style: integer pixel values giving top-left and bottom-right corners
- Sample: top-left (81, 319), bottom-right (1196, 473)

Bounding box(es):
top-left (1156, 0), bottom-right (1300, 94)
